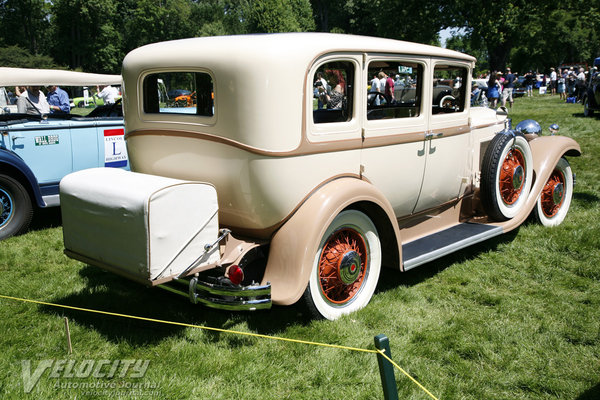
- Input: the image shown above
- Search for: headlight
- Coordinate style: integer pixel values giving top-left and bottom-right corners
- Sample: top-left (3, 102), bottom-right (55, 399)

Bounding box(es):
top-left (515, 119), bottom-right (542, 135)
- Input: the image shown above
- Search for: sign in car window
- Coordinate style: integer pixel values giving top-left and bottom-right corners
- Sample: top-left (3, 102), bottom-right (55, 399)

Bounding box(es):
top-left (104, 128), bottom-right (128, 168)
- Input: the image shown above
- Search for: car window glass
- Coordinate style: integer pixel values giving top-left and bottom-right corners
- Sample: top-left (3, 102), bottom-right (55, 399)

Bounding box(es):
top-left (366, 60), bottom-right (422, 120)
top-left (143, 72), bottom-right (214, 117)
top-left (432, 65), bottom-right (467, 114)
top-left (312, 61), bottom-right (354, 124)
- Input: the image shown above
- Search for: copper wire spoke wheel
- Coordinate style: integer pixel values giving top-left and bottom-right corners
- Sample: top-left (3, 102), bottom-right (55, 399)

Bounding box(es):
top-left (499, 148), bottom-right (525, 205)
top-left (540, 169), bottom-right (565, 217)
top-left (318, 228), bottom-right (367, 304)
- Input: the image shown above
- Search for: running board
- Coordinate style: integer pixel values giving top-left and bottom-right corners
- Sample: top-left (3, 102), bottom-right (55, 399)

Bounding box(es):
top-left (402, 223), bottom-right (503, 271)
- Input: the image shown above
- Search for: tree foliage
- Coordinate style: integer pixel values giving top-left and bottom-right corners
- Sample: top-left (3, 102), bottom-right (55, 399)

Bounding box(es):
top-left (311, 0), bottom-right (448, 44)
top-left (446, 0), bottom-right (600, 73)
top-left (0, 0), bottom-right (598, 75)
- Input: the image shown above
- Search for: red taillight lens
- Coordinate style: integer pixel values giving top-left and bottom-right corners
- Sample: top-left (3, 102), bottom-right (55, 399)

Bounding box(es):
top-left (228, 265), bottom-right (244, 285)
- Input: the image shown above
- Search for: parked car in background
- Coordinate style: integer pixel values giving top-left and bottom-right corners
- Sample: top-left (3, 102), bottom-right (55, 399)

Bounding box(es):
top-left (0, 68), bottom-right (129, 240)
top-left (167, 89), bottom-right (191, 99)
top-left (61, 33), bottom-right (580, 320)
top-left (583, 57), bottom-right (600, 117)
top-left (72, 90), bottom-right (122, 108)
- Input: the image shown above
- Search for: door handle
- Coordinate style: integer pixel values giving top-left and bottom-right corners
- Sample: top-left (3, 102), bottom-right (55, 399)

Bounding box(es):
top-left (425, 132), bottom-right (443, 140)
top-left (11, 135), bottom-right (24, 142)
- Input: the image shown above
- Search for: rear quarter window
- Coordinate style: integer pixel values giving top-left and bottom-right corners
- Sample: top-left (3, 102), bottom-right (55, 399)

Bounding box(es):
top-left (143, 72), bottom-right (214, 117)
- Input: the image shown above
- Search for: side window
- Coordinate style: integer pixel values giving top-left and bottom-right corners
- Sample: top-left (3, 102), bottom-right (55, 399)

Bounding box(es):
top-left (143, 71), bottom-right (214, 116)
top-left (366, 61), bottom-right (422, 120)
top-left (312, 61), bottom-right (355, 124)
top-left (432, 65), bottom-right (467, 114)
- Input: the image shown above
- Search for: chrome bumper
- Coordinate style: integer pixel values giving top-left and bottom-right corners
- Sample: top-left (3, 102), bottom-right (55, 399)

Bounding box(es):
top-left (189, 277), bottom-right (271, 311)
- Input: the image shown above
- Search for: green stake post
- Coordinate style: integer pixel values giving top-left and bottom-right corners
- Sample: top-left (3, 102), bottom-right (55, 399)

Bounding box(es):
top-left (374, 334), bottom-right (399, 400)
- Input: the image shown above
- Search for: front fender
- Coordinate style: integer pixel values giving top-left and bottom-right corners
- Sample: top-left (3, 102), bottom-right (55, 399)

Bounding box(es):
top-left (495, 135), bottom-right (581, 232)
top-left (262, 177), bottom-right (402, 306)
top-left (0, 148), bottom-right (44, 207)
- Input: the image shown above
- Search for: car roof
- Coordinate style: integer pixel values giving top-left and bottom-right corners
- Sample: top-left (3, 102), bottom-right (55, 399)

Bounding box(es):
top-left (0, 67), bottom-right (121, 87)
top-left (123, 32), bottom-right (475, 72)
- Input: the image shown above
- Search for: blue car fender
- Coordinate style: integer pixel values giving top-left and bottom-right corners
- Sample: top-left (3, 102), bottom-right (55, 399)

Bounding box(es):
top-left (0, 148), bottom-right (45, 208)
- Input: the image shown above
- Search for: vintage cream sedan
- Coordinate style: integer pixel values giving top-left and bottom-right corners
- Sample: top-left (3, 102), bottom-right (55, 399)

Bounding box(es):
top-left (60, 33), bottom-right (580, 320)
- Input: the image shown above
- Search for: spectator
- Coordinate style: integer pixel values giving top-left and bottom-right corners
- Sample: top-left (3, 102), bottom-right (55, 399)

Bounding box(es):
top-left (487, 72), bottom-right (501, 108)
top-left (524, 71), bottom-right (534, 97)
top-left (370, 73), bottom-right (382, 106)
top-left (557, 69), bottom-right (566, 100)
top-left (315, 72), bottom-right (329, 109)
top-left (550, 67), bottom-right (557, 95)
top-left (16, 86), bottom-right (50, 115)
top-left (567, 69), bottom-right (577, 97)
top-left (576, 67), bottom-right (586, 102)
top-left (96, 84), bottom-right (119, 105)
top-left (46, 85), bottom-right (70, 113)
top-left (501, 68), bottom-right (515, 108)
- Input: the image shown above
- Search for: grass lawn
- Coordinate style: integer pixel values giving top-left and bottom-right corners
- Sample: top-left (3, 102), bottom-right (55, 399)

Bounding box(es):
top-left (1, 94), bottom-right (599, 399)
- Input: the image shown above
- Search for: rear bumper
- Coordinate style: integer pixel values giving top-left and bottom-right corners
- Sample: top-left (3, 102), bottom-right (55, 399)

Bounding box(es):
top-left (189, 277), bottom-right (271, 311)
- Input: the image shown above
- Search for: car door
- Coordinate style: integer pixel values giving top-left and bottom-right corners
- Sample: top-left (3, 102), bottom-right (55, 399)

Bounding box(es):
top-left (6, 117), bottom-right (73, 185)
top-left (360, 56), bottom-right (429, 218)
top-left (69, 116), bottom-right (127, 171)
top-left (412, 62), bottom-right (471, 213)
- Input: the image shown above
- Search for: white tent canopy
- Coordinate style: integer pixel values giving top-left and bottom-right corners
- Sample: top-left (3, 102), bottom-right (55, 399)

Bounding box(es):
top-left (0, 67), bottom-right (121, 87)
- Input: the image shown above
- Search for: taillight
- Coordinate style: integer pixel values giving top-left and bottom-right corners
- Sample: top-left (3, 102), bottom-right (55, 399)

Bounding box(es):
top-left (227, 265), bottom-right (244, 285)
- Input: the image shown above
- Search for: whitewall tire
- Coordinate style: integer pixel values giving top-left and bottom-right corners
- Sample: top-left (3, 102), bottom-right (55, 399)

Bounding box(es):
top-left (534, 158), bottom-right (573, 227)
top-left (302, 210), bottom-right (381, 320)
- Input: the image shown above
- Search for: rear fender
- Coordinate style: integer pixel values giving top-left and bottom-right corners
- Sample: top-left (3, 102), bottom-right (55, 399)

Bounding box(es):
top-left (262, 177), bottom-right (402, 305)
top-left (0, 148), bottom-right (44, 207)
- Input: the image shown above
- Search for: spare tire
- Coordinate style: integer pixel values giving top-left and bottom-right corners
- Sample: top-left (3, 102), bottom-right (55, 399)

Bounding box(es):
top-left (480, 132), bottom-right (533, 221)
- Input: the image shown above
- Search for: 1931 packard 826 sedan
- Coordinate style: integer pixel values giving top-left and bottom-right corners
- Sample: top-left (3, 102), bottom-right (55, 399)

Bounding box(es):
top-left (61, 33), bottom-right (580, 320)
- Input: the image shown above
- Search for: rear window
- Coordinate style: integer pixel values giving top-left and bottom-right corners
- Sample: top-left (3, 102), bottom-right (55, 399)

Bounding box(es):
top-left (143, 71), bottom-right (214, 116)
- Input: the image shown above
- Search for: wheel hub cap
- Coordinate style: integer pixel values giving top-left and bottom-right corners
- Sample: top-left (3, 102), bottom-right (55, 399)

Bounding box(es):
top-left (338, 251), bottom-right (361, 284)
top-left (500, 149), bottom-right (526, 205)
top-left (552, 182), bottom-right (565, 205)
top-left (512, 165), bottom-right (524, 190)
top-left (540, 170), bottom-right (566, 217)
top-left (318, 228), bottom-right (368, 304)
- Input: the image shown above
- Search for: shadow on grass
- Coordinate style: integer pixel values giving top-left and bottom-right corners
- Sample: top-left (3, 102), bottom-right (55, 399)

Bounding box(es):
top-left (376, 229), bottom-right (520, 293)
top-left (27, 205), bottom-right (62, 232)
top-left (39, 227), bottom-right (520, 347)
top-left (574, 192), bottom-right (600, 208)
top-left (576, 382), bottom-right (600, 400)
top-left (40, 264), bottom-right (311, 347)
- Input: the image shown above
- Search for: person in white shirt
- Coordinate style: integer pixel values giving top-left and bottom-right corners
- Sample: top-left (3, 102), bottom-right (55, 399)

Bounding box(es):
top-left (16, 86), bottom-right (50, 115)
top-left (370, 73), bottom-right (382, 105)
top-left (550, 67), bottom-right (557, 95)
top-left (96, 85), bottom-right (119, 104)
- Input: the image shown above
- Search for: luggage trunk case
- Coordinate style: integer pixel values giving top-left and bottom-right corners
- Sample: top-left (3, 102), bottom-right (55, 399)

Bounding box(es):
top-left (60, 168), bottom-right (220, 285)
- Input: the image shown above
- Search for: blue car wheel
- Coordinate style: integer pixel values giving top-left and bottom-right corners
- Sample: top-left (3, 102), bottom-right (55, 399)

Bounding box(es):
top-left (0, 174), bottom-right (33, 240)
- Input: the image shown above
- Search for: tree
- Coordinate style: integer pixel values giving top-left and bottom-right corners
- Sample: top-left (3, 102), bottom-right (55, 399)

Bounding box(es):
top-left (311, 0), bottom-right (448, 44)
top-left (245, 0), bottom-right (315, 33)
top-left (446, 0), bottom-right (600, 73)
top-left (0, 45), bottom-right (62, 69)
top-left (51, 0), bottom-right (122, 73)
top-left (445, 33), bottom-right (489, 74)
top-left (0, 0), bottom-right (51, 56)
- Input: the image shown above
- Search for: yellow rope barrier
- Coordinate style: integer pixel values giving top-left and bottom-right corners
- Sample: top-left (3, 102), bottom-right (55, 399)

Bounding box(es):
top-left (0, 293), bottom-right (439, 399)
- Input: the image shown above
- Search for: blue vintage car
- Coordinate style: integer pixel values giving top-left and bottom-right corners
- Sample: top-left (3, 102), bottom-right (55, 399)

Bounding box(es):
top-left (583, 57), bottom-right (600, 117)
top-left (0, 68), bottom-right (128, 240)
